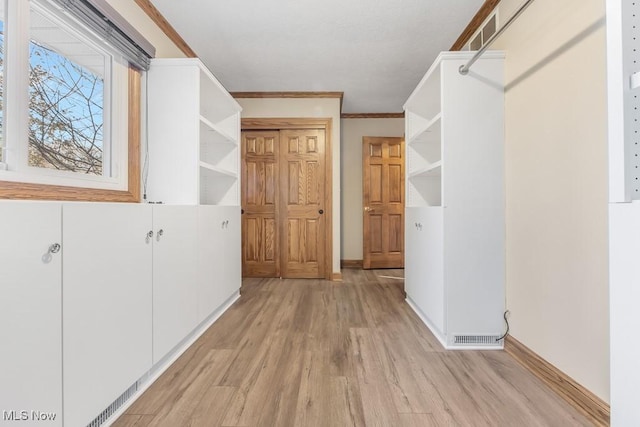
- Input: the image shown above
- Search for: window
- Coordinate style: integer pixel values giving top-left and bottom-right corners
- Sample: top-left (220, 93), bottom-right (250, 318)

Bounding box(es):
top-left (0, 0), bottom-right (150, 201)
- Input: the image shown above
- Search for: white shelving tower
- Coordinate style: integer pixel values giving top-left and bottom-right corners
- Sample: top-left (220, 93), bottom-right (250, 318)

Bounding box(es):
top-left (146, 58), bottom-right (242, 205)
top-left (404, 51), bottom-right (505, 349)
top-left (606, 0), bottom-right (640, 424)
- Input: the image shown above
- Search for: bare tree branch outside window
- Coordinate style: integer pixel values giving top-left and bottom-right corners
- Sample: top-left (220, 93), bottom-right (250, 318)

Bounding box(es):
top-left (28, 40), bottom-right (104, 175)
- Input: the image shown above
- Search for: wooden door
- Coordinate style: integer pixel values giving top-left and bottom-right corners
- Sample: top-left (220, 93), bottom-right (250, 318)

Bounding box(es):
top-left (280, 129), bottom-right (326, 278)
top-left (363, 137), bottom-right (405, 269)
top-left (241, 131), bottom-right (280, 277)
top-left (241, 127), bottom-right (327, 279)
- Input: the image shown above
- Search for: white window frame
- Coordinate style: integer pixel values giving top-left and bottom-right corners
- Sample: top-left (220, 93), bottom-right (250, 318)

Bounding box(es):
top-left (0, 0), bottom-right (129, 191)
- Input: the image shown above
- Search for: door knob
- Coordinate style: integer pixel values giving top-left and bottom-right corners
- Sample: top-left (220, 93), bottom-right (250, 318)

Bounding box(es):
top-left (365, 206), bottom-right (375, 213)
top-left (319, 209), bottom-right (324, 214)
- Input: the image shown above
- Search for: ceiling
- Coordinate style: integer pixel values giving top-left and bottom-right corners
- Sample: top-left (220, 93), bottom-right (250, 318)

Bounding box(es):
top-left (148, 0), bottom-right (483, 113)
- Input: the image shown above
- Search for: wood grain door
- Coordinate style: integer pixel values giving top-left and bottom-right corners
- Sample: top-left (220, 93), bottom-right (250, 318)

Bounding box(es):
top-left (280, 129), bottom-right (326, 278)
top-left (363, 137), bottom-right (405, 269)
top-left (241, 131), bottom-right (280, 277)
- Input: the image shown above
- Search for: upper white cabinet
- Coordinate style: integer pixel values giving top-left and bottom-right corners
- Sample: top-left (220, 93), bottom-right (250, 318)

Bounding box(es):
top-left (403, 51), bottom-right (505, 349)
top-left (0, 201), bottom-right (63, 427)
top-left (147, 58), bottom-right (242, 205)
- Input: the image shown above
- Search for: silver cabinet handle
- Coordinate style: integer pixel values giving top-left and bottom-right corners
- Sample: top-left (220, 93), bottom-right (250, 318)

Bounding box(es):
top-left (158, 229), bottom-right (164, 237)
top-left (48, 243), bottom-right (61, 254)
top-left (147, 230), bottom-right (154, 238)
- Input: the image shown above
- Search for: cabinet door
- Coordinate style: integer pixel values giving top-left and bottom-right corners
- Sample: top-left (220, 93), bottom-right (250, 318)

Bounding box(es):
top-left (63, 203), bottom-right (152, 427)
top-left (404, 207), bottom-right (444, 337)
top-left (223, 206), bottom-right (242, 299)
top-left (153, 205), bottom-right (198, 363)
top-left (0, 202), bottom-right (62, 426)
top-left (404, 207), bottom-right (423, 300)
top-left (197, 206), bottom-right (241, 323)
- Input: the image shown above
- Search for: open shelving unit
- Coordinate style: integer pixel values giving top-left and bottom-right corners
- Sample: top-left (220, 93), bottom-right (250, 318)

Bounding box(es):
top-left (147, 58), bottom-right (242, 205)
top-left (403, 51), bottom-right (505, 349)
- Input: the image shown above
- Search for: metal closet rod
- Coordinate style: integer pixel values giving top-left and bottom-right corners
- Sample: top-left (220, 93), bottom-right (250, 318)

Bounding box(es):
top-left (459, 0), bottom-right (536, 75)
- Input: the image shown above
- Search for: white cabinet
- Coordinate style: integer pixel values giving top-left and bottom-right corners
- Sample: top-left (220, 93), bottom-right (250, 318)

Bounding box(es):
top-left (0, 202), bottom-right (63, 427)
top-left (147, 58), bottom-right (242, 205)
top-left (197, 206), bottom-right (241, 323)
top-left (404, 51), bottom-right (505, 349)
top-left (152, 205), bottom-right (199, 363)
top-left (62, 203), bottom-right (153, 427)
top-left (0, 201), bottom-right (241, 426)
top-left (405, 207), bottom-right (444, 337)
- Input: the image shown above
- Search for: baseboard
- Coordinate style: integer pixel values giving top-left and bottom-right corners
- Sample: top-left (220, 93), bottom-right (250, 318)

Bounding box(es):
top-left (332, 272), bottom-right (343, 281)
top-left (504, 336), bottom-right (610, 426)
top-left (341, 259), bottom-right (363, 268)
top-left (103, 291), bottom-right (241, 426)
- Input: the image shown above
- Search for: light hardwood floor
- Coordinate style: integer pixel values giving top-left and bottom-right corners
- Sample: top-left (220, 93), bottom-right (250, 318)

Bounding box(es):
top-left (113, 269), bottom-right (591, 426)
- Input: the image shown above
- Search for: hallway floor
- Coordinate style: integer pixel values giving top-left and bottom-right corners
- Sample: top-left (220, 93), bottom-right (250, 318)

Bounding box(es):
top-left (113, 269), bottom-right (591, 426)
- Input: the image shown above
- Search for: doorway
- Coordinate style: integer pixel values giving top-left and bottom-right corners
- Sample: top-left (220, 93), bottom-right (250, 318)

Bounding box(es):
top-left (362, 136), bottom-right (405, 269)
top-left (240, 118), bottom-right (333, 279)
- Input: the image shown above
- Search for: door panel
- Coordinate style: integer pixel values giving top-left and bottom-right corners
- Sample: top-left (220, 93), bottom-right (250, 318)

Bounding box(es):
top-left (242, 131), bottom-right (279, 277)
top-left (280, 129), bottom-right (326, 278)
top-left (152, 205), bottom-right (198, 363)
top-left (0, 202), bottom-right (63, 426)
top-left (363, 137), bottom-right (405, 269)
top-left (63, 203), bottom-right (153, 427)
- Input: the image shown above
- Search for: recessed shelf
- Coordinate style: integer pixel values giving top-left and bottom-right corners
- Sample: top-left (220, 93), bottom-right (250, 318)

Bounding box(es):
top-left (199, 161), bottom-right (237, 179)
top-left (200, 116), bottom-right (237, 145)
top-left (632, 71), bottom-right (640, 90)
top-left (409, 113), bottom-right (442, 144)
top-left (409, 161), bottom-right (442, 178)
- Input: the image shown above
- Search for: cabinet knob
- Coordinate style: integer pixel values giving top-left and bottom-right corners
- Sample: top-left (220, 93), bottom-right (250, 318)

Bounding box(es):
top-left (319, 209), bottom-right (324, 214)
top-left (48, 243), bottom-right (61, 254)
top-left (147, 230), bottom-right (154, 238)
top-left (241, 209), bottom-right (244, 214)
top-left (158, 229), bottom-right (164, 237)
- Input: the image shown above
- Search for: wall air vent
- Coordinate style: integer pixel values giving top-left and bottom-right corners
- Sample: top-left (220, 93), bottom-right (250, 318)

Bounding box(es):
top-left (468, 12), bottom-right (498, 51)
top-left (86, 381), bottom-right (139, 427)
top-left (454, 335), bottom-right (502, 346)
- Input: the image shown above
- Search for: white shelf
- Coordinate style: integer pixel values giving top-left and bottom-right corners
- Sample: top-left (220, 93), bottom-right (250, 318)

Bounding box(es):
top-left (147, 58), bottom-right (241, 205)
top-left (404, 51), bottom-right (505, 349)
top-left (199, 161), bottom-right (237, 179)
top-left (632, 71), bottom-right (640, 90)
top-left (408, 113), bottom-right (442, 144)
top-left (200, 116), bottom-right (237, 145)
top-left (409, 161), bottom-right (442, 178)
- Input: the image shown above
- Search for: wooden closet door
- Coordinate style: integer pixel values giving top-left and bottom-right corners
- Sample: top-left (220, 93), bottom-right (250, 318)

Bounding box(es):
top-left (280, 129), bottom-right (326, 278)
top-left (241, 131), bottom-right (280, 277)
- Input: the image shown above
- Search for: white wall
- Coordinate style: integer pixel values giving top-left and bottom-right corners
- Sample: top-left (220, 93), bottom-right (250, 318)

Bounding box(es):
top-left (236, 98), bottom-right (342, 276)
top-left (340, 118), bottom-right (405, 261)
top-left (492, 0), bottom-right (610, 401)
top-left (105, 0), bottom-right (186, 58)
